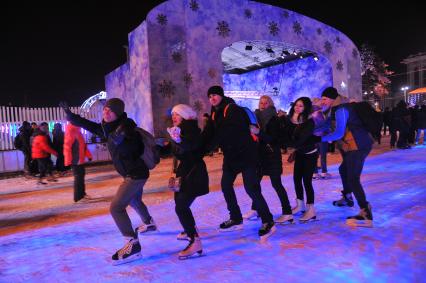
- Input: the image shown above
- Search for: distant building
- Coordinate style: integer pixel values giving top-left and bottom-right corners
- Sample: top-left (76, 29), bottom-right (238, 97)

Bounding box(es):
top-left (402, 52), bottom-right (426, 105)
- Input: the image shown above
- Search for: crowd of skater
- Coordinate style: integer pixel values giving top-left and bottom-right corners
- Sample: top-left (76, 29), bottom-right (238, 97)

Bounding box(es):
top-left (12, 85), bottom-right (426, 265)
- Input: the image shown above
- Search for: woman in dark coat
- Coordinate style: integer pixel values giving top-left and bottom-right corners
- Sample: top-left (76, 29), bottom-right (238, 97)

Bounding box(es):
top-left (168, 104), bottom-right (209, 259)
top-left (243, 95), bottom-right (293, 224)
top-left (52, 123), bottom-right (66, 172)
top-left (284, 97), bottom-right (320, 223)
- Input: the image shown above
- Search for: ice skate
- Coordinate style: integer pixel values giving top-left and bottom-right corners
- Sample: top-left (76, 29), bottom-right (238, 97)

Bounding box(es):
top-left (259, 222), bottom-right (276, 242)
top-left (37, 179), bottom-right (47, 185)
top-left (178, 236), bottom-right (203, 260)
top-left (111, 238), bottom-right (142, 265)
top-left (274, 214), bottom-right (294, 225)
top-left (242, 209), bottom-right (259, 220)
top-left (299, 204), bottom-right (317, 223)
top-left (333, 193), bottom-right (354, 207)
top-left (219, 219), bottom-right (243, 232)
top-left (291, 199), bottom-right (305, 214)
top-left (312, 173), bottom-right (321, 180)
top-left (136, 217), bottom-right (157, 234)
top-left (346, 204), bottom-right (373, 228)
top-left (177, 226), bottom-right (199, 241)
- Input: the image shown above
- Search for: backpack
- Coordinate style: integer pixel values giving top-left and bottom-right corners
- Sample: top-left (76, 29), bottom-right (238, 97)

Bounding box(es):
top-left (223, 104), bottom-right (259, 142)
top-left (350, 102), bottom-right (383, 141)
top-left (14, 133), bottom-right (23, 150)
top-left (135, 127), bottom-right (160, 170)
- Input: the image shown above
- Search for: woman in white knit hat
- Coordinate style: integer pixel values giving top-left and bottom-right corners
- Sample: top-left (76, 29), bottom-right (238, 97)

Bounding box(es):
top-left (167, 104), bottom-right (209, 259)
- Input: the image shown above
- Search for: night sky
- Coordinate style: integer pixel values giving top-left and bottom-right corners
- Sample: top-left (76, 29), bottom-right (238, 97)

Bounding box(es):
top-left (2, 1), bottom-right (424, 107)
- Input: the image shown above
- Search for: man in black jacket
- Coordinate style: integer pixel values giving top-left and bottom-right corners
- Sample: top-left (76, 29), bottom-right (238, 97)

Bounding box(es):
top-left (202, 86), bottom-right (276, 240)
top-left (15, 121), bottom-right (32, 176)
top-left (60, 98), bottom-right (155, 265)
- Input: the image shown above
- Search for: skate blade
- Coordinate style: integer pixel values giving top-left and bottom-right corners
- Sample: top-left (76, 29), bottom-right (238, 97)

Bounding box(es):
top-left (178, 250), bottom-right (203, 260)
top-left (346, 219), bottom-right (373, 228)
top-left (112, 253), bottom-right (142, 266)
top-left (219, 224), bottom-right (243, 232)
top-left (275, 219), bottom-right (295, 225)
top-left (259, 226), bottom-right (277, 242)
top-left (245, 216), bottom-right (260, 221)
top-left (176, 236), bottom-right (191, 241)
top-left (299, 216), bottom-right (318, 223)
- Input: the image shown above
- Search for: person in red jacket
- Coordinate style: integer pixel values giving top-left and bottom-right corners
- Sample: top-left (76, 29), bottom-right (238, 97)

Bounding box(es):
top-left (31, 122), bottom-right (58, 185)
top-left (64, 123), bottom-right (93, 202)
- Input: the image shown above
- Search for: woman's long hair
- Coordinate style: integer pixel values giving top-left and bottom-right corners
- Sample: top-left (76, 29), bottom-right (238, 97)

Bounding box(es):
top-left (288, 97), bottom-right (313, 123)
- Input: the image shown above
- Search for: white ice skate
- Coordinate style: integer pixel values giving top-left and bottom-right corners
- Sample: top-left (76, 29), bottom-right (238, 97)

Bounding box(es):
top-left (242, 209), bottom-right (259, 221)
top-left (299, 204), bottom-right (317, 223)
top-left (274, 214), bottom-right (294, 225)
top-left (291, 199), bottom-right (305, 214)
top-left (136, 218), bottom-right (157, 234)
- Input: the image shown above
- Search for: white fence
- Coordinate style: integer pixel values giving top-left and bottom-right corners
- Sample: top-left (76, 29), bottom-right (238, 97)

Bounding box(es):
top-left (0, 106), bottom-right (103, 151)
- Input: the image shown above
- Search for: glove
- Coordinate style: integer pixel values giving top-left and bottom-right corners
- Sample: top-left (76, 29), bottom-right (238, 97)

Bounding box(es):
top-left (167, 126), bottom-right (181, 143)
top-left (59, 101), bottom-right (72, 115)
top-left (250, 125), bottom-right (260, 135)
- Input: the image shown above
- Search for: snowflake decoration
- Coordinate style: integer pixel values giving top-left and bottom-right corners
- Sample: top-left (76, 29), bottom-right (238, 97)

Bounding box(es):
top-left (336, 36), bottom-right (341, 43)
top-left (172, 52), bottom-right (182, 63)
top-left (216, 21), bottom-right (231, 37)
top-left (193, 100), bottom-right (204, 113)
top-left (156, 14), bottom-right (167, 25)
top-left (324, 41), bottom-right (333, 54)
top-left (282, 11), bottom-right (289, 18)
top-left (316, 28), bottom-right (322, 35)
top-left (352, 48), bottom-right (358, 58)
top-left (336, 60), bottom-right (344, 71)
top-left (244, 9), bottom-right (252, 19)
top-left (183, 72), bottom-right (193, 87)
top-left (189, 0), bottom-right (199, 11)
top-left (208, 68), bottom-right (217, 78)
top-left (268, 21), bottom-right (279, 36)
top-left (158, 80), bottom-right (175, 98)
top-left (293, 21), bottom-right (302, 35)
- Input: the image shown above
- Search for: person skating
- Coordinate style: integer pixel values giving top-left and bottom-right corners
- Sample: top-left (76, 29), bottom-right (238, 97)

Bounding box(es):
top-left (202, 85), bottom-right (276, 241)
top-left (64, 123), bottom-right (93, 203)
top-left (167, 104), bottom-right (209, 259)
top-left (320, 87), bottom-right (374, 227)
top-left (31, 122), bottom-right (58, 184)
top-left (60, 98), bottom-right (156, 265)
top-left (242, 95), bottom-right (293, 224)
top-left (284, 97), bottom-right (320, 223)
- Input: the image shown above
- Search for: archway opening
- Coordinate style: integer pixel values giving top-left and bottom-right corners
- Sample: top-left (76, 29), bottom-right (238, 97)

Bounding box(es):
top-left (221, 40), bottom-right (333, 111)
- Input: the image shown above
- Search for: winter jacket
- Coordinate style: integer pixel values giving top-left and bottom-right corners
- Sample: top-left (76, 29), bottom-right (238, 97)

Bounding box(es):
top-left (64, 124), bottom-right (92, 166)
top-left (172, 119), bottom-right (209, 197)
top-left (255, 108), bottom-right (283, 176)
top-left (52, 127), bottom-right (64, 155)
top-left (31, 130), bottom-right (58, 159)
top-left (202, 96), bottom-right (258, 171)
top-left (66, 112), bottom-right (149, 180)
top-left (284, 118), bottom-right (320, 154)
top-left (16, 127), bottom-right (32, 153)
top-left (323, 104), bottom-right (373, 152)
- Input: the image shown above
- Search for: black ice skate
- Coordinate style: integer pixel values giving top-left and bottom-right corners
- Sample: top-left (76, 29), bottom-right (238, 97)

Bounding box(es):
top-left (112, 238), bottom-right (142, 265)
top-left (178, 236), bottom-right (203, 260)
top-left (333, 193), bottom-right (354, 207)
top-left (258, 221), bottom-right (277, 242)
top-left (219, 219), bottom-right (243, 232)
top-left (346, 204), bottom-right (373, 228)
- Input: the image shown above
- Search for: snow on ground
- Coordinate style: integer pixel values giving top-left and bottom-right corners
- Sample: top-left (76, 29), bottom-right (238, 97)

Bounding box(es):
top-left (0, 137), bottom-right (425, 283)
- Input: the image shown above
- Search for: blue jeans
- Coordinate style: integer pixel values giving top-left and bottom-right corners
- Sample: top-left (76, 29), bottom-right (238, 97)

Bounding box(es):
top-left (339, 148), bottom-right (371, 209)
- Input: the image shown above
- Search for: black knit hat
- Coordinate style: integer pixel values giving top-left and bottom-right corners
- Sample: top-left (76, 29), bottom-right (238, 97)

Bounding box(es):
top-left (207, 85), bottom-right (224, 97)
top-left (321, 87), bottom-right (339, 100)
top-left (104, 98), bottom-right (125, 117)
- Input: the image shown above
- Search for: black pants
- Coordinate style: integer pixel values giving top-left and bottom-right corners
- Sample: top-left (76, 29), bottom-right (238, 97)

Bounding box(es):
top-left (56, 153), bottom-right (66, 172)
top-left (72, 164), bottom-right (86, 202)
top-left (314, 142), bottom-right (328, 174)
top-left (23, 150), bottom-right (32, 174)
top-left (397, 128), bottom-right (409, 148)
top-left (251, 174), bottom-right (292, 215)
top-left (174, 192), bottom-right (197, 238)
top-left (293, 151), bottom-right (318, 204)
top-left (390, 127), bottom-right (397, 147)
top-left (221, 164), bottom-right (273, 223)
top-left (36, 157), bottom-right (53, 179)
top-left (339, 148), bottom-right (371, 209)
